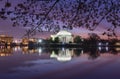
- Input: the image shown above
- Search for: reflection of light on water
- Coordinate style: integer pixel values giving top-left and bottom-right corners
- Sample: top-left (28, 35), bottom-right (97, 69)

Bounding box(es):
top-left (62, 48), bottom-right (65, 51)
top-left (50, 49), bottom-right (73, 62)
top-left (29, 50), bottom-right (34, 53)
top-left (38, 48), bottom-right (42, 55)
top-left (0, 46), bottom-right (4, 49)
top-left (98, 46), bottom-right (109, 51)
top-left (57, 56), bottom-right (71, 62)
top-left (81, 50), bottom-right (84, 54)
top-left (0, 54), bottom-right (11, 56)
top-left (22, 46), bottom-right (28, 54)
top-left (106, 47), bottom-right (109, 51)
top-left (13, 46), bottom-right (21, 51)
top-left (50, 51), bottom-right (57, 58)
top-left (0, 47), bottom-right (13, 56)
top-left (98, 47), bottom-right (101, 51)
top-left (115, 47), bottom-right (120, 51)
top-left (14, 47), bottom-right (17, 51)
top-left (58, 49), bottom-right (72, 62)
top-left (115, 42), bottom-right (120, 46)
top-left (0, 54), bottom-right (6, 56)
top-left (7, 46), bottom-right (11, 49)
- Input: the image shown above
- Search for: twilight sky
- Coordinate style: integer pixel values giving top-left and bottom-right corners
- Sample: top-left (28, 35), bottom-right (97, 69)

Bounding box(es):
top-left (0, 0), bottom-right (120, 39)
top-left (0, 18), bottom-right (120, 39)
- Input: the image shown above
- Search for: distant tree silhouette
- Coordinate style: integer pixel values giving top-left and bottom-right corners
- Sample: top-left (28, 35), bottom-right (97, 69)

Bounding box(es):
top-left (46, 38), bottom-right (53, 43)
top-left (53, 37), bottom-right (59, 43)
top-left (46, 37), bottom-right (59, 43)
top-left (74, 36), bottom-right (82, 43)
top-left (88, 33), bottom-right (100, 40)
top-left (88, 47), bottom-right (100, 60)
top-left (88, 33), bottom-right (100, 46)
top-left (109, 38), bottom-right (118, 46)
top-left (74, 48), bottom-right (83, 56)
top-left (0, 0), bottom-right (120, 38)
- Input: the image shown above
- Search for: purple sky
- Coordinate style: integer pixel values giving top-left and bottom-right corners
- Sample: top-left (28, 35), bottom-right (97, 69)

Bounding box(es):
top-left (0, 18), bottom-right (120, 39)
top-left (0, 0), bottom-right (120, 39)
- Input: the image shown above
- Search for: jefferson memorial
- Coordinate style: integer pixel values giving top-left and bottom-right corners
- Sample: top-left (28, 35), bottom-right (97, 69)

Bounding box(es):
top-left (51, 30), bottom-right (73, 43)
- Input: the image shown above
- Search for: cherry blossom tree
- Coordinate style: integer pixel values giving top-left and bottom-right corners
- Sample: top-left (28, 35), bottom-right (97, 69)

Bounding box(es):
top-left (0, 0), bottom-right (120, 38)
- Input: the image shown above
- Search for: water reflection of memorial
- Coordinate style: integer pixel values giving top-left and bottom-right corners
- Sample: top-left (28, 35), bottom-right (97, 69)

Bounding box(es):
top-left (50, 48), bottom-right (74, 62)
top-left (50, 47), bottom-right (120, 61)
top-left (0, 46), bottom-right (120, 60)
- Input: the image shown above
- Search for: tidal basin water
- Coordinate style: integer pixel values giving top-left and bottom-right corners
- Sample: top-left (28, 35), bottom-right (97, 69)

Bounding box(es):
top-left (0, 46), bottom-right (120, 79)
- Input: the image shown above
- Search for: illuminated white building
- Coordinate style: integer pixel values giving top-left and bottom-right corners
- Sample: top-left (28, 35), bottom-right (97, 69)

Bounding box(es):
top-left (51, 30), bottom-right (73, 43)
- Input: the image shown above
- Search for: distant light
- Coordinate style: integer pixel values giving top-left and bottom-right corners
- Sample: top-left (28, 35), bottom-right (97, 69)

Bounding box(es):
top-left (81, 39), bottom-right (84, 42)
top-left (14, 40), bottom-right (18, 43)
top-left (0, 54), bottom-right (6, 56)
top-left (106, 42), bottom-right (109, 45)
top-left (115, 42), bottom-right (120, 46)
top-left (115, 48), bottom-right (120, 51)
top-left (62, 42), bottom-right (65, 44)
top-left (98, 42), bottom-right (102, 46)
top-left (62, 48), bottom-right (65, 51)
top-left (38, 39), bottom-right (42, 43)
